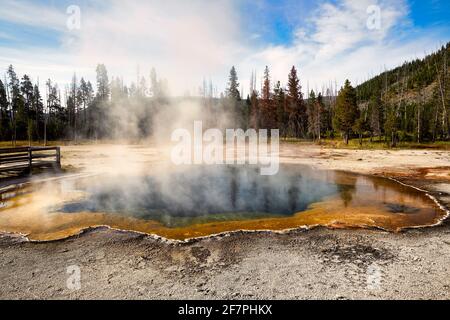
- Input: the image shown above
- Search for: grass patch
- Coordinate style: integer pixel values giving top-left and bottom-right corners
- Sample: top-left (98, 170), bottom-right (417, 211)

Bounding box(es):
top-left (1, 139), bottom-right (449, 151)
top-left (0, 140), bottom-right (119, 148)
top-left (0, 140), bottom-right (70, 148)
top-left (281, 138), bottom-right (450, 150)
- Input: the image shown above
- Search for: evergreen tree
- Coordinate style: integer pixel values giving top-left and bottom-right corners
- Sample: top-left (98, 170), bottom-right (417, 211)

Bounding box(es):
top-left (250, 90), bottom-right (260, 130)
top-left (287, 66), bottom-right (306, 138)
top-left (0, 44), bottom-right (446, 145)
top-left (111, 77), bottom-right (125, 103)
top-left (260, 66), bottom-right (275, 129)
top-left (353, 112), bottom-right (368, 146)
top-left (0, 80), bottom-right (9, 139)
top-left (226, 66), bottom-right (240, 100)
top-left (20, 75), bottom-right (33, 112)
top-left (96, 64), bottom-right (110, 100)
top-left (333, 80), bottom-right (358, 144)
top-left (150, 68), bottom-right (159, 98)
top-left (243, 95), bottom-right (251, 129)
top-left (307, 90), bottom-right (324, 141)
top-left (384, 103), bottom-right (399, 147)
top-left (317, 93), bottom-right (327, 140)
top-left (274, 81), bottom-right (287, 137)
top-left (67, 74), bottom-right (79, 139)
top-left (368, 95), bottom-right (383, 141)
top-left (45, 79), bottom-right (64, 142)
top-left (92, 64), bottom-right (110, 139)
top-left (8, 65), bottom-right (21, 145)
top-left (307, 90), bottom-right (317, 139)
top-left (226, 66), bottom-right (241, 127)
top-left (19, 75), bottom-right (34, 142)
top-left (32, 84), bottom-right (44, 141)
top-left (78, 78), bottom-right (94, 137)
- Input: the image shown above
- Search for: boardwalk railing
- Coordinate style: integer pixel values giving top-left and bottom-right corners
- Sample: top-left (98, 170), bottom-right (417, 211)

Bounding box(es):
top-left (0, 147), bottom-right (61, 174)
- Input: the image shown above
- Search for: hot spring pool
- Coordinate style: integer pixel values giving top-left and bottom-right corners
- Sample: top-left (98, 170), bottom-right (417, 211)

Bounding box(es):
top-left (0, 165), bottom-right (446, 241)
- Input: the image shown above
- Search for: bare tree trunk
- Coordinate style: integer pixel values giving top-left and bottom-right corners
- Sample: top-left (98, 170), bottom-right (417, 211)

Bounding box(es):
top-left (44, 117), bottom-right (47, 147)
top-left (13, 117), bottom-right (16, 147)
top-left (435, 62), bottom-right (447, 140)
top-left (417, 103), bottom-right (421, 143)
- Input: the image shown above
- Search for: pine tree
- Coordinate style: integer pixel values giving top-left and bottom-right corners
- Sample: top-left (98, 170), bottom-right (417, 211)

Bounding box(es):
top-left (317, 93), bottom-right (327, 140)
top-left (307, 90), bottom-right (325, 141)
top-left (78, 78), bottom-right (94, 137)
top-left (92, 64), bottom-right (110, 139)
top-left (20, 75), bottom-right (33, 112)
top-left (260, 66), bottom-right (275, 129)
top-left (274, 81), bottom-right (287, 137)
top-left (307, 90), bottom-right (317, 139)
top-left (287, 66), bottom-right (306, 138)
top-left (8, 65), bottom-right (21, 145)
top-left (368, 95), bottom-right (383, 141)
top-left (384, 103), bottom-right (399, 147)
top-left (32, 84), bottom-right (44, 142)
top-left (226, 66), bottom-right (240, 100)
top-left (353, 112), bottom-right (367, 146)
top-left (111, 77), bottom-right (125, 103)
top-left (0, 80), bottom-right (9, 140)
top-left (67, 74), bottom-right (78, 139)
top-left (243, 95), bottom-right (251, 129)
top-left (150, 68), bottom-right (159, 98)
top-left (79, 78), bottom-right (88, 130)
top-left (333, 80), bottom-right (359, 144)
top-left (96, 64), bottom-right (110, 100)
top-left (250, 90), bottom-right (260, 130)
top-left (45, 79), bottom-right (64, 143)
top-left (20, 75), bottom-right (34, 143)
top-left (225, 66), bottom-right (241, 127)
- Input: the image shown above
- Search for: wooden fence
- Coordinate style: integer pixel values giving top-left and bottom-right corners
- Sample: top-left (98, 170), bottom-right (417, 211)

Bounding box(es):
top-left (0, 147), bottom-right (61, 175)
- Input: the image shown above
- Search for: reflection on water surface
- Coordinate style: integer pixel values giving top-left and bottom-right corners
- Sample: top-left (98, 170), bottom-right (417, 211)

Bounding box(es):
top-left (0, 165), bottom-right (445, 240)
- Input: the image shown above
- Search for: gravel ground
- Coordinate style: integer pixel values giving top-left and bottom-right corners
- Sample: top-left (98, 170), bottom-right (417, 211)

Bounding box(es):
top-left (1, 225), bottom-right (450, 300)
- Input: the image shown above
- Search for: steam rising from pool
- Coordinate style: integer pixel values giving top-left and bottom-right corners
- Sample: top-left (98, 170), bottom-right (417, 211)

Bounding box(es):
top-left (58, 166), bottom-right (340, 227)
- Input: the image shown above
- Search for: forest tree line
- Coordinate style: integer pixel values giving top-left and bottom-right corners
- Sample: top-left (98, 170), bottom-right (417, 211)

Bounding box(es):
top-left (230, 43), bottom-right (449, 146)
top-left (0, 42), bottom-right (448, 147)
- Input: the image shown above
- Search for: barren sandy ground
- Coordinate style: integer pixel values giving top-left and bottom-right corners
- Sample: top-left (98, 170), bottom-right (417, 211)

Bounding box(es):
top-left (0, 143), bottom-right (449, 300)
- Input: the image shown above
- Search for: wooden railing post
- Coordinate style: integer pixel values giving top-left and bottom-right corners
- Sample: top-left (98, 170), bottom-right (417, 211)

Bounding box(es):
top-left (56, 147), bottom-right (61, 169)
top-left (28, 147), bottom-right (32, 174)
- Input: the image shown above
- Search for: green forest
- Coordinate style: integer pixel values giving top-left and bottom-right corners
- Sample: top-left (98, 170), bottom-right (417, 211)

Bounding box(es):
top-left (0, 42), bottom-right (448, 147)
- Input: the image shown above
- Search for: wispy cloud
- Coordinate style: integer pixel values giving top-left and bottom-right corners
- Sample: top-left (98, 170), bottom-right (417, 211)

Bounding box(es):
top-left (0, 31), bottom-right (15, 41)
top-left (240, 0), bottom-right (445, 93)
top-left (0, 0), bottom-right (67, 31)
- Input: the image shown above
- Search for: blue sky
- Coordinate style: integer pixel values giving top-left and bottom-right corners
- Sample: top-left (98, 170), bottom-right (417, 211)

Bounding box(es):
top-left (0, 0), bottom-right (449, 95)
top-left (409, 0), bottom-right (449, 28)
top-left (240, 0), bottom-right (449, 44)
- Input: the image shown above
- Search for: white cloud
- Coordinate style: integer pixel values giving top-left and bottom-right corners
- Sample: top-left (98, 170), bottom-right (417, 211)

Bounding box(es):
top-left (0, 0), bottom-right (67, 31)
top-left (71, 0), bottom-right (246, 93)
top-left (310, 0), bottom-right (406, 59)
top-left (238, 0), bottom-right (445, 95)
